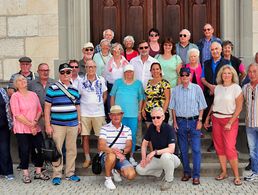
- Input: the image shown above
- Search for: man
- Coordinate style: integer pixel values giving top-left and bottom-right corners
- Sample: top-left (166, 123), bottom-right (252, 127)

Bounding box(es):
top-left (170, 67), bottom-right (207, 185)
top-left (69, 59), bottom-right (81, 89)
top-left (78, 59), bottom-right (107, 168)
top-left (95, 29), bottom-right (114, 53)
top-left (98, 105), bottom-right (136, 190)
top-left (176, 29), bottom-right (198, 65)
top-left (8, 56), bottom-right (37, 96)
top-left (136, 107), bottom-right (180, 191)
top-left (201, 42), bottom-right (229, 152)
top-left (242, 63), bottom-right (258, 181)
top-left (196, 23), bottom-right (222, 66)
top-left (78, 42), bottom-right (94, 76)
top-left (45, 63), bottom-right (81, 185)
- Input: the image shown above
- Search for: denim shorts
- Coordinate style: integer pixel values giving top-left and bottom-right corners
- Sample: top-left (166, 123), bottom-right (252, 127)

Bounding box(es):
top-left (101, 153), bottom-right (133, 170)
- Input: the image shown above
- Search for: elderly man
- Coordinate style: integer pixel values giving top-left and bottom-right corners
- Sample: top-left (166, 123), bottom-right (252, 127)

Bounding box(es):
top-left (78, 42), bottom-right (94, 76)
top-left (98, 105), bottom-right (136, 190)
top-left (78, 59), bottom-right (107, 168)
top-left (8, 56), bottom-right (37, 96)
top-left (95, 29), bottom-right (115, 53)
top-left (201, 42), bottom-right (229, 152)
top-left (136, 107), bottom-right (180, 191)
top-left (45, 63), bottom-right (81, 185)
top-left (243, 63), bottom-right (258, 181)
top-left (197, 23), bottom-right (222, 66)
top-left (176, 29), bottom-right (198, 65)
top-left (170, 67), bottom-right (207, 185)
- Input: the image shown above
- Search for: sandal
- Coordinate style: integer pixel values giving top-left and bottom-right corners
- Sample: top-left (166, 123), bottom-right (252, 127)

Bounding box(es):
top-left (23, 175), bottom-right (31, 184)
top-left (34, 172), bottom-right (50, 181)
top-left (215, 173), bottom-right (228, 181)
top-left (233, 177), bottom-right (242, 186)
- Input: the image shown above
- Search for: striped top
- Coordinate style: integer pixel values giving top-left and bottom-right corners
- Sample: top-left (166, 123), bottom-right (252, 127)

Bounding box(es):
top-left (45, 81), bottom-right (80, 127)
top-left (99, 122), bottom-right (132, 150)
top-left (243, 83), bottom-right (258, 127)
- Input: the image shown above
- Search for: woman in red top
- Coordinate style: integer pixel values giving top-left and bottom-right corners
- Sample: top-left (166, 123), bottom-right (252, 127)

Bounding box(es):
top-left (123, 35), bottom-right (138, 62)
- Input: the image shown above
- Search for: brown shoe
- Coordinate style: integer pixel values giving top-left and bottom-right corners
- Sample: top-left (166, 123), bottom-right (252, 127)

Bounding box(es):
top-left (192, 178), bottom-right (200, 185)
top-left (82, 160), bottom-right (91, 168)
top-left (181, 174), bottom-right (191, 181)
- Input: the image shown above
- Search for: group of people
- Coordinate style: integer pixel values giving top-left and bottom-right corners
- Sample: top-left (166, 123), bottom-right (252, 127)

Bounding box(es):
top-left (0, 23), bottom-right (258, 191)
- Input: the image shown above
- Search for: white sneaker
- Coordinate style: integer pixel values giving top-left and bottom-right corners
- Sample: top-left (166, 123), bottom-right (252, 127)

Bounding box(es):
top-left (129, 157), bottom-right (138, 167)
top-left (244, 173), bottom-right (258, 181)
top-left (104, 178), bottom-right (116, 190)
top-left (112, 169), bottom-right (122, 182)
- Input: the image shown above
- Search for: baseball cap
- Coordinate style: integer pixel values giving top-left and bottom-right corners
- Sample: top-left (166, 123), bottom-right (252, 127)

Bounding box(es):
top-left (179, 67), bottom-right (191, 75)
top-left (59, 63), bottom-right (72, 72)
top-left (83, 42), bottom-right (94, 49)
top-left (123, 64), bottom-right (134, 72)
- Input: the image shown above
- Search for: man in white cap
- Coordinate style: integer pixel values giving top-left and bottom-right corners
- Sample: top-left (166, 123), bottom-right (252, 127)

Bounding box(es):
top-left (98, 105), bottom-right (136, 190)
top-left (78, 42), bottom-right (94, 76)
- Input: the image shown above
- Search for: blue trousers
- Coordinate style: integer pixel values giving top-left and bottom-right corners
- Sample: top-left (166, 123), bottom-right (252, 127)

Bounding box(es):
top-left (122, 117), bottom-right (138, 154)
top-left (246, 127), bottom-right (258, 173)
top-left (177, 118), bottom-right (201, 178)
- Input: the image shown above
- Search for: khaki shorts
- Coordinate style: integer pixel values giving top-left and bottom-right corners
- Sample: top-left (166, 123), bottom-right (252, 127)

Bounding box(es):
top-left (81, 116), bottom-right (106, 136)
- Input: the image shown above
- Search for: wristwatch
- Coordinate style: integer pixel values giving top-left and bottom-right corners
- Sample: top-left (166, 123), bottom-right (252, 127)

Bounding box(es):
top-left (198, 118), bottom-right (202, 122)
top-left (121, 149), bottom-right (124, 154)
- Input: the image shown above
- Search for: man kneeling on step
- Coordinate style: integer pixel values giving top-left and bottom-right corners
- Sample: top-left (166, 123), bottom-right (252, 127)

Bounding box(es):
top-left (98, 105), bottom-right (136, 190)
top-left (136, 107), bottom-right (180, 191)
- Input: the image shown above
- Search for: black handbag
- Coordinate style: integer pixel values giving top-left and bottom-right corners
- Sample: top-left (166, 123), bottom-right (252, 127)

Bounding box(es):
top-left (41, 137), bottom-right (61, 165)
top-left (92, 125), bottom-right (124, 175)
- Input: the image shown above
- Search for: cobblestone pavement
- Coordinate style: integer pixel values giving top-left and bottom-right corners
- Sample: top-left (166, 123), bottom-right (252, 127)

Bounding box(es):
top-left (0, 167), bottom-right (257, 195)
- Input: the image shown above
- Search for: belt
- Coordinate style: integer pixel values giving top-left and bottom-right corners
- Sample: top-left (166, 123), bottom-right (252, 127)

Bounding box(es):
top-left (176, 116), bottom-right (199, 120)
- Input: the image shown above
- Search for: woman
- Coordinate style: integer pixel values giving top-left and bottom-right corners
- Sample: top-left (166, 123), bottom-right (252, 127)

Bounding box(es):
top-left (186, 48), bottom-right (204, 90)
top-left (93, 39), bottom-right (112, 76)
top-left (148, 28), bottom-right (161, 57)
top-left (110, 64), bottom-right (145, 166)
top-left (10, 75), bottom-right (49, 183)
top-left (204, 65), bottom-right (243, 186)
top-left (155, 38), bottom-right (182, 88)
top-left (142, 62), bottom-right (171, 127)
top-left (123, 35), bottom-right (138, 62)
top-left (222, 40), bottom-right (246, 83)
top-left (0, 88), bottom-right (14, 180)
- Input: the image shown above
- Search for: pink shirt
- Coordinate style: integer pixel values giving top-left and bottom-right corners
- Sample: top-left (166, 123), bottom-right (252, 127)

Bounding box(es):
top-left (10, 91), bottom-right (42, 134)
top-left (186, 63), bottom-right (204, 90)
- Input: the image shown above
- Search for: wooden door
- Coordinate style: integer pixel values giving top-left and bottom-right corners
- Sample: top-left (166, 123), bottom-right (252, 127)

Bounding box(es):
top-left (90, 0), bottom-right (220, 46)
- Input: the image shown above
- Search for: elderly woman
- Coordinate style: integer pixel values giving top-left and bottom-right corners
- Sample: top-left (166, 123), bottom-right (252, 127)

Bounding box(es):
top-left (0, 88), bottom-right (13, 180)
top-left (142, 62), bottom-right (171, 127)
top-left (10, 75), bottom-right (49, 183)
top-left (204, 65), bottom-right (243, 186)
top-left (155, 37), bottom-right (182, 88)
top-left (123, 35), bottom-right (138, 62)
top-left (93, 39), bottom-right (112, 76)
top-left (222, 40), bottom-right (246, 83)
top-left (186, 48), bottom-right (204, 90)
top-left (136, 107), bottom-right (180, 191)
top-left (110, 64), bottom-right (145, 166)
top-left (148, 28), bottom-right (161, 57)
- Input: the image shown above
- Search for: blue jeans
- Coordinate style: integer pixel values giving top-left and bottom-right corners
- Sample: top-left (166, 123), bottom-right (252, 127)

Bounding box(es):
top-left (122, 117), bottom-right (138, 153)
top-left (246, 127), bottom-right (258, 173)
top-left (177, 118), bottom-right (201, 178)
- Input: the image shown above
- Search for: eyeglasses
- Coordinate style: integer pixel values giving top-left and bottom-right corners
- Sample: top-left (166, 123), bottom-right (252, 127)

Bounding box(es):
top-left (60, 70), bottom-right (72, 75)
top-left (180, 73), bottom-right (190, 77)
top-left (179, 34), bottom-right (187, 37)
top-left (149, 34), bottom-right (158, 37)
top-left (151, 116), bottom-right (162, 120)
top-left (139, 46), bottom-right (149, 50)
top-left (85, 48), bottom-right (94, 52)
top-left (38, 69), bottom-right (50, 72)
top-left (70, 66), bottom-right (79, 69)
top-left (203, 28), bottom-right (211, 32)
top-left (252, 90), bottom-right (255, 100)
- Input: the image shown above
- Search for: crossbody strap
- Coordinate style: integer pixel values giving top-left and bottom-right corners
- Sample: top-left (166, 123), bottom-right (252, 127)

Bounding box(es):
top-left (109, 125), bottom-right (124, 148)
top-left (55, 82), bottom-right (76, 104)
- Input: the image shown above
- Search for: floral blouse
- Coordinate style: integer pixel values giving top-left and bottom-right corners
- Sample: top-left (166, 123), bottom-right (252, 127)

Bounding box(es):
top-left (144, 79), bottom-right (171, 113)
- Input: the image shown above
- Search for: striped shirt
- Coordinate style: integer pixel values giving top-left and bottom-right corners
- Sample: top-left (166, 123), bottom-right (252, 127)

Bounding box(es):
top-left (243, 83), bottom-right (258, 127)
top-left (45, 82), bottom-right (80, 127)
top-left (169, 83), bottom-right (207, 117)
top-left (99, 122), bottom-right (132, 150)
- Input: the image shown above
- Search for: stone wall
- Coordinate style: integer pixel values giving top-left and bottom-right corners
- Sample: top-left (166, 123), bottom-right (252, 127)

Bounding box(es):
top-left (0, 0), bottom-right (59, 81)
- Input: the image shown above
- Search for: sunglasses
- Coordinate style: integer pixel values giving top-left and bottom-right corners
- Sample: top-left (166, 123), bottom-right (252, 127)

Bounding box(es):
top-left (179, 34), bottom-right (187, 37)
top-left (38, 69), bottom-right (50, 72)
top-left (70, 66), bottom-right (79, 69)
top-left (85, 48), bottom-right (94, 52)
top-left (180, 73), bottom-right (190, 77)
top-left (139, 46), bottom-right (149, 50)
top-left (203, 28), bottom-right (211, 32)
top-left (151, 116), bottom-right (162, 120)
top-left (149, 34), bottom-right (158, 37)
top-left (252, 90), bottom-right (255, 100)
top-left (60, 70), bottom-right (72, 75)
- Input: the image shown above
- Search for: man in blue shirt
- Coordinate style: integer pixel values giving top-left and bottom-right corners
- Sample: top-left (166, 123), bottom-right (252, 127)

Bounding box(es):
top-left (170, 67), bottom-right (207, 185)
